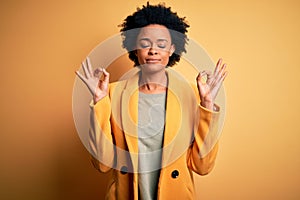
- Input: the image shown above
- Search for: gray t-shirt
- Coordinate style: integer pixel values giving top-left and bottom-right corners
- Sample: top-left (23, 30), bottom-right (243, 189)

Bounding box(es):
top-left (138, 92), bottom-right (166, 200)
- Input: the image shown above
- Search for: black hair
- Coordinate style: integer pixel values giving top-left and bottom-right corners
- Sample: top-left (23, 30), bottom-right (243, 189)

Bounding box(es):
top-left (119, 2), bottom-right (189, 67)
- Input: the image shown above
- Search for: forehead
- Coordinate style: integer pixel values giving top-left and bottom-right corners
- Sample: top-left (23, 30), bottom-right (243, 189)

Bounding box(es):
top-left (137, 24), bottom-right (171, 41)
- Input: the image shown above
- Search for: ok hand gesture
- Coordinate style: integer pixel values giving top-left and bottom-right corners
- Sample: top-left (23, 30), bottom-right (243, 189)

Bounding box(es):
top-left (196, 58), bottom-right (227, 111)
top-left (75, 57), bottom-right (110, 104)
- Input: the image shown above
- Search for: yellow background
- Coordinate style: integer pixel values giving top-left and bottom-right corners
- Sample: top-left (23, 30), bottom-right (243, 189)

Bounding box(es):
top-left (1, 0), bottom-right (299, 199)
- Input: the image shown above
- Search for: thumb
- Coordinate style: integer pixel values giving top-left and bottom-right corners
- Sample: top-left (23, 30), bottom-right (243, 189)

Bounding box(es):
top-left (101, 68), bottom-right (110, 83)
top-left (196, 71), bottom-right (207, 83)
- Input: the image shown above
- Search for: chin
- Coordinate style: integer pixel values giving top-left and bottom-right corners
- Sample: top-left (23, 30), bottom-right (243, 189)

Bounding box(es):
top-left (141, 63), bottom-right (166, 68)
top-left (139, 63), bottom-right (166, 73)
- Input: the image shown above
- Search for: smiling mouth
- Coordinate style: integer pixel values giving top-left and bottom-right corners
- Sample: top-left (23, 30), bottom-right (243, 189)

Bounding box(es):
top-left (146, 59), bottom-right (161, 63)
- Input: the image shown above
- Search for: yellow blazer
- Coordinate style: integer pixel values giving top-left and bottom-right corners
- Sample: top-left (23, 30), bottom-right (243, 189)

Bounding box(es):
top-left (89, 68), bottom-right (220, 200)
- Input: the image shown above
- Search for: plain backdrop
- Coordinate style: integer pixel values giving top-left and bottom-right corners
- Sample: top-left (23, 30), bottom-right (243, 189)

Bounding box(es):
top-left (0, 0), bottom-right (299, 199)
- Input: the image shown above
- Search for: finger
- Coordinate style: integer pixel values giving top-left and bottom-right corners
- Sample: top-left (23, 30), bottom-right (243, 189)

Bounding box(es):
top-left (196, 71), bottom-right (206, 82)
top-left (211, 60), bottom-right (226, 86)
top-left (206, 71), bottom-right (213, 77)
top-left (201, 70), bottom-right (212, 77)
top-left (213, 71), bottom-right (227, 94)
top-left (82, 61), bottom-right (90, 78)
top-left (213, 68), bottom-right (228, 90)
top-left (202, 70), bottom-right (213, 84)
top-left (93, 68), bottom-right (102, 78)
top-left (196, 72), bottom-right (202, 81)
top-left (198, 71), bottom-right (213, 86)
top-left (101, 68), bottom-right (110, 83)
top-left (216, 63), bottom-right (227, 83)
top-left (75, 70), bottom-right (87, 83)
top-left (220, 71), bottom-right (228, 82)
top-left (86, 57), bottom-right (93, 76)
top-left (214, 58), bottom-right (223, 75)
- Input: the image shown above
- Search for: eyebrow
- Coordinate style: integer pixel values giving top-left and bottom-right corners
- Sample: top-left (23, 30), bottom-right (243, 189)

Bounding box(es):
top-left (139, 38), bottom-right (168, 42)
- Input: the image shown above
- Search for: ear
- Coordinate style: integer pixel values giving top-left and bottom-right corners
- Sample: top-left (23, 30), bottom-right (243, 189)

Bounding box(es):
top-left (169, 44), bottom-right (175, 57)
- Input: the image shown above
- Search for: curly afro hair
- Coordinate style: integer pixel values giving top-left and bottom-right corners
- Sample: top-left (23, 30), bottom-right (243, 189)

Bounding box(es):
top-left (119, 2), bottom-right (189, 67)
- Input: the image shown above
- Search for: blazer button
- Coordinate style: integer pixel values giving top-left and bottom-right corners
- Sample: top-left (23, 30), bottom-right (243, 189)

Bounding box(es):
top-left (120, 166), bottom-right (128, 174)
top-left (171, 170), bottom-right (179, 178)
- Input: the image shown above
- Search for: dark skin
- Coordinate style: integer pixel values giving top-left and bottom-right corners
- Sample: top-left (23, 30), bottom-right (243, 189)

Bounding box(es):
top-left (76, 24), bottom-right (228, 110)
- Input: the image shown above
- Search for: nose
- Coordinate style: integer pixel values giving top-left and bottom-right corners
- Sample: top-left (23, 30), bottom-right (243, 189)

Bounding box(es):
top-left (148, 46), bottom-right (158, 55)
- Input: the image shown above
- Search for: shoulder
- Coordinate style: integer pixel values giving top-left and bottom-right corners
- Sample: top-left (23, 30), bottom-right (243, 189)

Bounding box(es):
top-left (166, 68), bottom-right (200, 103)
top-left (108, 80), bottom-right (127, 98)
top-left (108, 68), bottom-right (140, 96)
top-left (109, 80), bottom-right (127, 89)
top-left (167, 68), bottom-right (198, 93)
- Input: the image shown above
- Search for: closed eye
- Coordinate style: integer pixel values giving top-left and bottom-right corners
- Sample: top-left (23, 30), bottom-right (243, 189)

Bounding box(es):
top-left (157, 40), bottom-right (167, 49)
top-left (139, 39), bottom-right (151, 49)
top-left (157, 44), bottom-right (166, 48)
top-left (140, 44), bottom-right (150, 48)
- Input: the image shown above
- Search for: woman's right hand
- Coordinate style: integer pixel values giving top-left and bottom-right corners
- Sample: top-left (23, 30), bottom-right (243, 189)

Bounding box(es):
top-left (75, 57), bottom-right (110, 104)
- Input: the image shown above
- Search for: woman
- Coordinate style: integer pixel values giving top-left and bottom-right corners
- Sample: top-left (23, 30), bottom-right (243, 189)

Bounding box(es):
top-left (76, 3), bottom-right (227, 200)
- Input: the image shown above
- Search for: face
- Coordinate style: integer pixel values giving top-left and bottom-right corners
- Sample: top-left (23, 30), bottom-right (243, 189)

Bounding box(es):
top-left (135, 24), bottom-right (175, 73)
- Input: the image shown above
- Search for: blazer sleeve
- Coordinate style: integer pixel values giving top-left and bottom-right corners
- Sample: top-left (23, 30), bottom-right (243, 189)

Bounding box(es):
top-left (89, 95), bottom-right (115, 173)
top-left (187, 85), bottom-right (221, 175)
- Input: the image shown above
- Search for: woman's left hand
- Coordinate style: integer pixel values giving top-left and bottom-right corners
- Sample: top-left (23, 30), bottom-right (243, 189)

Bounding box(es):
top-left (196, 58), bottom-right (228, 110)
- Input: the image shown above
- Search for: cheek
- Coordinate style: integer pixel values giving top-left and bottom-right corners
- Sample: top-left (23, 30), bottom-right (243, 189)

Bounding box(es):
top-left (161, 51), bottom-right (171, 63)
top-left (136, 50), bottom-right (147, 63)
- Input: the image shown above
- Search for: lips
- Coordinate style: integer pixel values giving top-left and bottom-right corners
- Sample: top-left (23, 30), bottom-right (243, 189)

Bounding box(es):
top-left (146, 58), bottom-right (161, 64)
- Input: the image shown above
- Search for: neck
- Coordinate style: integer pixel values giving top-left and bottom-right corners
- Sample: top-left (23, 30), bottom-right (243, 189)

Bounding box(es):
top-left (139, 70), bottom-right (168, 93)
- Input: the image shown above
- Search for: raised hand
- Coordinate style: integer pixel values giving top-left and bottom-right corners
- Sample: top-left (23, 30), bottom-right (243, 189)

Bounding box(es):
top-left (196, 58), bottom-right (227, 110)
top-left (75, 57), bottom-right (110, 104)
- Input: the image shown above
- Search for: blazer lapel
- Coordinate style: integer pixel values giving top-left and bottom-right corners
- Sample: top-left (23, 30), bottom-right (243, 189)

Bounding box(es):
top-left (161, 68), bottom-right (195, 167)
top-left (119, 68), bottom-right (194, 170)
top-left (121, 69), bottom-right (140, 171)
top-left (161, 68), bottom-right (182, 166)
